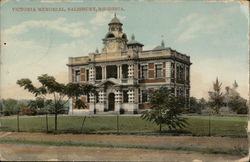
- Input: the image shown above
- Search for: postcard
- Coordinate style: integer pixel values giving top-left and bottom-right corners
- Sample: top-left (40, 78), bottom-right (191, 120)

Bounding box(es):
top-left (0, 0), bottom-right (249, 161)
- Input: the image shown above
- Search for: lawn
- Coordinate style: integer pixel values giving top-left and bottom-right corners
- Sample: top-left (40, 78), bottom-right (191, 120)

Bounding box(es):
top-left (0, 115), bottom-right (248, 136)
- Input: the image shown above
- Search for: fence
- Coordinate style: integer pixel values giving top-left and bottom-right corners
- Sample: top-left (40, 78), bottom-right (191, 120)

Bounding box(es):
top-left (0, 114), bottom-right (248, 137)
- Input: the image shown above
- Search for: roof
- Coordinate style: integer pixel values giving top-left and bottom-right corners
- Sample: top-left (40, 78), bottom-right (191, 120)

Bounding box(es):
top-left (153, 45), bottom-right (165, 50)
top-left (153, 40), bottom-right (166, 50)
top-left (109, 14), bottom-right (122, 25)
top-left (127, 34), bottom-right (144, 46)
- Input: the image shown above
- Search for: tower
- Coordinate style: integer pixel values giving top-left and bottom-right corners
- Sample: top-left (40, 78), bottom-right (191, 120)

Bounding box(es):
top-left (102, 14), bottom-right (128, 53)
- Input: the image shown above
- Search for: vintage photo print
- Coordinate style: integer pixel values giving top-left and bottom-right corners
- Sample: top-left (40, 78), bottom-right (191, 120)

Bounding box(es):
top-left (0, 0), bottom-right (249, 161)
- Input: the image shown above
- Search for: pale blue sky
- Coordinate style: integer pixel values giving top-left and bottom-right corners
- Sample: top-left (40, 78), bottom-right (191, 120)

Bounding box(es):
top-left (0, 0), bottom-right (248, 99)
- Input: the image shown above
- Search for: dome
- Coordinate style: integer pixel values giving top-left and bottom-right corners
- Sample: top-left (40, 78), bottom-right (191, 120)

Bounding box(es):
top-left (153, 45), bottom-right (165, 50)
top-left (153, 40), bottom-right (165, 50)
top-left (109, 13), bottom-right (122, 25)
top-left (127, 34), bottom-right (144, 46)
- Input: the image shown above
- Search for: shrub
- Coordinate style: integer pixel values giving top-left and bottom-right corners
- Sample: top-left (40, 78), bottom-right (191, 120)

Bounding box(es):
top-left (133, 109), bottom-right (138, 114)
top-left (120, 108), bottom-right (125, 114)
top-left (2, 99), bottom-right (19, 115)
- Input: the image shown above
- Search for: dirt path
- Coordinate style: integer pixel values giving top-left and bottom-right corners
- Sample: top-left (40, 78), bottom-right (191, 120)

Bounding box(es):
top-left (0, 143), bottom-right (244, 161)
top-left (0, 132), bottom-right (248, 161)
top-left (0, 132), bottom-right (248, 150)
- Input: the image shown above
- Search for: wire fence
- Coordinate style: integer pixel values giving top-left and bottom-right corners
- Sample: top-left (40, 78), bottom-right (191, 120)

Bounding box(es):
top-left (0, 113), bottom-right (248, 137)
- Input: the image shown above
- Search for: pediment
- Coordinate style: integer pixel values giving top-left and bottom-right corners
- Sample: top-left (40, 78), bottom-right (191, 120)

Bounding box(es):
top-left (97, 79), bottom-right (117, 87)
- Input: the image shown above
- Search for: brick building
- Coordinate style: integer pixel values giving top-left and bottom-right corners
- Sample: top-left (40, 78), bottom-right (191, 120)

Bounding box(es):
top-left (67, 14), bottom-right (191, 115)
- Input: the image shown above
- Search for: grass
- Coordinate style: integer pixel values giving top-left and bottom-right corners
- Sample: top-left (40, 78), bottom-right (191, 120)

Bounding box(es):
top-left (0, 115), bottom-right (248, 136)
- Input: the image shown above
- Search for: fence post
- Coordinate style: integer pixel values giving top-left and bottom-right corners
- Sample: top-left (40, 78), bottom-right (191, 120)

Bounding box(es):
top-left (17, 112), bottom-right (20, 132)
top-left (208, 113), bottom-right (211, 136)
top-left (46, 113), bottom-right (48, 133)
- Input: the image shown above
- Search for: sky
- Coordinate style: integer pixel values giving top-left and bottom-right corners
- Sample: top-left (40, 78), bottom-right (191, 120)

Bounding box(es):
top-left (0, 0), bottom-right (249, 100)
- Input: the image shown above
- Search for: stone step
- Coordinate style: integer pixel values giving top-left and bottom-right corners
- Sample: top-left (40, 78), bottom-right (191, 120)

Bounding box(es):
top-left (96, 111), bottom-right (119, 115)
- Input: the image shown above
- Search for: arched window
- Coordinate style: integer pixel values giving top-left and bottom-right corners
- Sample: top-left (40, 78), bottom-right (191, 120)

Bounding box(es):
top-left (106, 33), bottom-right (115, 38)
top-left (122, 34), bottom-right (127, 39)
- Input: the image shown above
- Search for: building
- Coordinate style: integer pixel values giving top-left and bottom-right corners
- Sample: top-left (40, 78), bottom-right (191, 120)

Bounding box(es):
top-left (67, 14), bottom-right (191, 115)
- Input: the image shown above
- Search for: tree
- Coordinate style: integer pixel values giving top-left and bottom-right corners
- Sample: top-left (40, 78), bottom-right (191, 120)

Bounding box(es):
top-left (17, 74), bottom-right (96, 132)
top-left (141, 87), bottom-right (187, 132)
top-left (208, 77), bottom-right (224, 114)
top-left (189, 97), bottom-right (202, 114)
top-left (226, 81), bottom-right (248, 114)
top-left (2, 99), bottom-right (19, 116)
top-left (0, 100), bottom-right (3, 114)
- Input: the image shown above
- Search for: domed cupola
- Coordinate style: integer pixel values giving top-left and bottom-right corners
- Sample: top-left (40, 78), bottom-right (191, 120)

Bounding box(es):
top-left (102, 14), bottom-right (128, 53)
top-left (153, 40), bottom-right (166, 50)
top-left (108, 13), bottom-right (123, 33)
top-left (127, 34), bottom-right (144, 52)
top-left (109, 13), bottom-right (122, 25)
top-left (127, 34), bottom-right (143, 47)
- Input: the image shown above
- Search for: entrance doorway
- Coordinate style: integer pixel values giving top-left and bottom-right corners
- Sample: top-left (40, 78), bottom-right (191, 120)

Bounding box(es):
top-left (108, 93), bottom-right (115, 111)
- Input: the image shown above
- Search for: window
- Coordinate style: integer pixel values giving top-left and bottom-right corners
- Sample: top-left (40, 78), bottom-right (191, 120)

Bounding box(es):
top-left (155, 64), bottom-right (163, 78)
top-left (95, 66), bottom-right (102, 80)
top-left (122, 64), bottom-right (128, 79)
top-left (141, 90), bottom-right (148, 103)
top-left (180, 66), bottom-right (184, 81)
top-left (86, 69), bottom-right (89, 81)
top-left (141, 65), bottom-right (148, 79)
top-left (123, 90), bottom-right (128, 103)
top-left (171, 63), bottom-right (175, 82)
top-left (107, 65), bottom-right (117, 79)
top-left (186, 67), bottom-right (189, 81)
top-left (75, 70), bottom-right (81, 82)
top-left (87, 94), bottom-right (90, 103)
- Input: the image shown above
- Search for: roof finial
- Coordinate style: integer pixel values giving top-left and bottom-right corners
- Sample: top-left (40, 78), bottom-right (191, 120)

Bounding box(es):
top-left (131, 34), bottom-right (135, 40)
top-left (114, 13), bottom-right (117, 17)
top-left (161, 40), bottom-right (165, 47)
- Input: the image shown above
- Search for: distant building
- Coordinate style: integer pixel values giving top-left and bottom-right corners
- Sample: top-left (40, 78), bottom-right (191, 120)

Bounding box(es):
top-left (67, 14), bottom-right (191, 115)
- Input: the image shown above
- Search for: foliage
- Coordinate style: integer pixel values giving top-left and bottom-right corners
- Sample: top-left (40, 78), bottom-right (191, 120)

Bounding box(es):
top-left (0, 100), bottom-right (3, 113)
top-left (189, 97), bottom-right (207, 114)
top-left (224, 81), bottom-right (248, 114)
top-left (2, 99), bottom-right (20, 115)
top-left (141, 87), bottom-right (187, 132)
top-left (208, 77), bottom-right (224, 114)
top-left (228, 96), bottom-right (248, 114)
top-left (17, 74), bottom-right (96, 131)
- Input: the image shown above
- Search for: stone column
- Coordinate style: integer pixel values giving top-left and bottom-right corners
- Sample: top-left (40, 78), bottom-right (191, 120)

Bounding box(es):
top-left (115, 89), bottom-right (122, 112)
top-left (88, 93), bottom-right (95, 113)
top-left (68, 67), bottom-right (73, 82)
top-left (120, 65), bottom-right (123, 79)
top-left (128, 89), bottom-right (135, 103)
top-left (102, 66), bottom-right (106, 80)
top-left (97, 89), bottom-right (105, 112)
top-left (89, 65), bottom-right (95, 83)
top-left (133, 63), bottom-right (138, 80)
top-left (128, 64), bottom-right (134, 78)
top-left (133, 88), bottom-right (139, 104)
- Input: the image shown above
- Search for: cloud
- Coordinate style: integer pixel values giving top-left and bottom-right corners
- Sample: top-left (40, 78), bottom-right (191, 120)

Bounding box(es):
top-left (3, 17), bottom-right (90, 38)
top-left (90, 11), bottom-right (112, 26)
top-left (175, 7), bottom-right (235, 41)
top-left (1, 34), bottom-right (96, 96)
